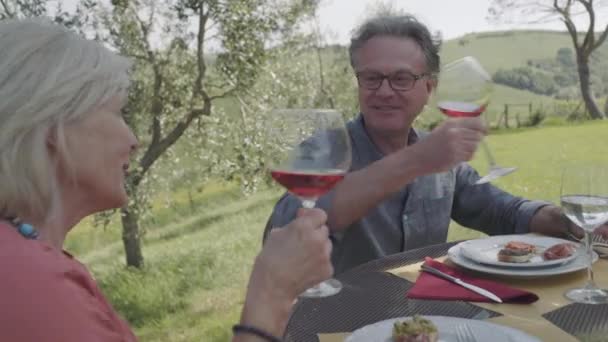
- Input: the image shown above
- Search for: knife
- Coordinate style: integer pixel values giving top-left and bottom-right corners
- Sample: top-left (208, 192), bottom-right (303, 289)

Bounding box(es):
top-left (420, 264), bottom-right (503, 303)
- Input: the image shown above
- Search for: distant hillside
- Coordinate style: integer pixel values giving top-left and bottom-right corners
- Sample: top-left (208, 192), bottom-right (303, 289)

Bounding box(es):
top-left (441, 30), bottom-right (591, 73)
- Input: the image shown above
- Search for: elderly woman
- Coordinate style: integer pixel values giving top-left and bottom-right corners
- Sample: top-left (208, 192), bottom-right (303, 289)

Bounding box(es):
top-left (0, 18), bottom-right (333, 342)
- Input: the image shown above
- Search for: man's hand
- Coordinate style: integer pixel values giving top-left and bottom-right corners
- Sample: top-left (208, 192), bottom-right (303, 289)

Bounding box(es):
top-left (595, 224), bottom-right (608, 240)
top-left (409, 117), bottom-right (486, 175)
top-left (534, 205), bottom-right (608, 241)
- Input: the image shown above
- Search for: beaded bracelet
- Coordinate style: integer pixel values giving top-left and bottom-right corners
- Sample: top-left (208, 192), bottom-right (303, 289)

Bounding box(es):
top-left (232, 324), bottom-right (282, 342)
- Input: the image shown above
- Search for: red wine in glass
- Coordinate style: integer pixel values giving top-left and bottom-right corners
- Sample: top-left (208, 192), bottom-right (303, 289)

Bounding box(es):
top-left (438, 101), bottom-right (487, 118)
top-left (435, 56), bottom-right (516, 184)
top-left (266, 108), bottom-right (351, 298)
top-left (270, 169), bottom-right (346, 199)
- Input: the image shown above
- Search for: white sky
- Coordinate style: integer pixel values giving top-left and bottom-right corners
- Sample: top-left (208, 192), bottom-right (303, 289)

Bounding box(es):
top-left (317, 0), bottom-right (608, 43)
top-left (59, 0), bottom-right (608, 44)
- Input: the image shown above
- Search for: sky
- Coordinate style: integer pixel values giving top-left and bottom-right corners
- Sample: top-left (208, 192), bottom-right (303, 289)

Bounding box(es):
top-left (317, 0), bottom-right (608, 44)
top-left (58, 0), bottom-right (608, 45)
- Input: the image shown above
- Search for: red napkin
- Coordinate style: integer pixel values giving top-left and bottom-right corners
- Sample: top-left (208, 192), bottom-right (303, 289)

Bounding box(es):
top-left (406, 257), bottom-right (538, 304)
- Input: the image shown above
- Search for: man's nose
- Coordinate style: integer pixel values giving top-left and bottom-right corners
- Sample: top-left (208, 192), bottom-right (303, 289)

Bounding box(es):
top-left (375, 78), bottom-right (394, 96)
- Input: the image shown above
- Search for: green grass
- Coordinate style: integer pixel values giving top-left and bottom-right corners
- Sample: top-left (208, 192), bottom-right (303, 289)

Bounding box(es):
top-left (65, 121), bottom-right (608, 341)
top-left (448, 119), bottom-right (608, 240)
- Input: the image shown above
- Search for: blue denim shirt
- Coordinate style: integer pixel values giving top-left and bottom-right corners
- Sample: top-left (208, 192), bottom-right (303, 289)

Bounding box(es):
top-left (265, 115), bottom-right (548, 274)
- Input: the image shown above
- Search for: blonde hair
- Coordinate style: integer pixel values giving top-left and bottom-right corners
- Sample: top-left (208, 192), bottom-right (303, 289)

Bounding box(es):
top-left (0, 18), bottom-right (132, 222)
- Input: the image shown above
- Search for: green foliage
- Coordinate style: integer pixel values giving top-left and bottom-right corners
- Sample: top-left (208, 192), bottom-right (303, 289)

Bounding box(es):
top-left (492, 42), bottom-right (608, 100)
top-left (524, 108), bottom-right (546, 127)
top-left (97, 251), bottom-right (215, 327)
top-left (0, 0), bottom-right (46, 19)
top-left (81, 0), bottom-right (321, 265)
top-left (493, 67), bottom-right (556, 95)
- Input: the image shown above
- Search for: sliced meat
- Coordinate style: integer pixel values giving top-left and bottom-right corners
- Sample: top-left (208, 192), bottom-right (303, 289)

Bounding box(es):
top-left (543, 243), bottom-right (577, 260)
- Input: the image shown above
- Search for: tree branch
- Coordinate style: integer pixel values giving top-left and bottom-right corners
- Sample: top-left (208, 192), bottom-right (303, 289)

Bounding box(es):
top-left (193, 3), bottom-right (208, 99)
top-left (209, 88), bottom-right (238, 101)
top-left (139, 98), bottom-right (212, 176)
top-left (129, 5), bottom-right (155, 62)
top-left (138, 1), bottom-right (214, 177)
top-left (579, 0), bottom-right (596, 49)
top-left (555, 0), bottom-right (581, 48)
top-left (592, 23), bottom-right (608, 50)
top-left (149, 66), bottom-right (163, 147)
top-left (0, 0), bottom-right (14, 18)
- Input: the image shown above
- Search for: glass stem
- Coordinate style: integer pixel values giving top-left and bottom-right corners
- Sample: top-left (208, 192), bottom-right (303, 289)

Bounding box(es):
top-left (584, 230), bottom-right (597, 289)
top-left (480, 140), bottom-right (497, 168)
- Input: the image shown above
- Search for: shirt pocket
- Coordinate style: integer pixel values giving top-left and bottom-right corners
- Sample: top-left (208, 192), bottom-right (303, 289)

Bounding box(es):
top-left (421, 171), bottom-right (455, 242)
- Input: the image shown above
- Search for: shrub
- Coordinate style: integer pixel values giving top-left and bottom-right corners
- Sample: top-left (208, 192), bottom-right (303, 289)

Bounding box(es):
top-left (524, 108), bottom-right (546, 127)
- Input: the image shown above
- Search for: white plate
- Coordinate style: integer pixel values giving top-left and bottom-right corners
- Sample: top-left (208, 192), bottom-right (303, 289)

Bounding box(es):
top-left (345, 316), bottom-right (540, 342)
top-left (459, 235), bottom-right (578, 268)
top-left (449, 241), bottom-right (598, 278)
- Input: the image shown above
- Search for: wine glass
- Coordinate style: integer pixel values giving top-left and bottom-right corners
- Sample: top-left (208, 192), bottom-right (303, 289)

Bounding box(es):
top-left (434, 56), bottom-right (516, 184)
top-left (266, 108), bottom-right (351, 298)
top-left (560, 165), bottom-right (608, 304)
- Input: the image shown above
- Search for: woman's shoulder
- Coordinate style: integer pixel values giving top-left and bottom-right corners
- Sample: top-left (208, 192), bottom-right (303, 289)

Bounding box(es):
top-left (0, 224), bottom-right (136, 341)
top-left (0, 223), bottom-right (82, 273)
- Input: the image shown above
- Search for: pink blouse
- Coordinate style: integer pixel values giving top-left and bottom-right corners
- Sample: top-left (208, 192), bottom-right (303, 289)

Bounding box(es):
top-left (0, 222), bottom-right (138, 341)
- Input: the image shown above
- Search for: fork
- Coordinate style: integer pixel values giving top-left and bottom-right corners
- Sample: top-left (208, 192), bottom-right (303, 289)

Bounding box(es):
top-left (455, 324), bottom-right (477, 342)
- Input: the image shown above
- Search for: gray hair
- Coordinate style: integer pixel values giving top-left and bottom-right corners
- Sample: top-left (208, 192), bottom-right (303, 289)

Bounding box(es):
top-left (0, 18), bottom-right (132, 222)
top-left (349, 14), bottom-right (442, 76)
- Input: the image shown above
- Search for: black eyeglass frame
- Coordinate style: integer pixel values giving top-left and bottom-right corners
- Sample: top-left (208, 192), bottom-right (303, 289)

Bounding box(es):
top-left (355, 70), bottom-right (432, 91)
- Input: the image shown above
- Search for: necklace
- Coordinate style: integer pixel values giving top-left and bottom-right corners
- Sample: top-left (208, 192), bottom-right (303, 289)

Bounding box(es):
top-left (6, 218), bottom-right (38, 240)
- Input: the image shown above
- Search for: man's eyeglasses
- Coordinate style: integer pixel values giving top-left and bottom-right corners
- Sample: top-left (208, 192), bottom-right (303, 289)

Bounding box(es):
top-left (355, 71), bottom-right (430, 91)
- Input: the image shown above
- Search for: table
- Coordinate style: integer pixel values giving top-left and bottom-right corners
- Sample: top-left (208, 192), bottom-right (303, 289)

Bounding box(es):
top-left (284, 241), bottom-right (608, 341)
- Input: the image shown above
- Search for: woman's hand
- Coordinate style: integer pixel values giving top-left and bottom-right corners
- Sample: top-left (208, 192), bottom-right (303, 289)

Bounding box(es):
top-left (235, 208), bottom-right (332, 341)
top-left (254, 208), bottom-right (333, 301)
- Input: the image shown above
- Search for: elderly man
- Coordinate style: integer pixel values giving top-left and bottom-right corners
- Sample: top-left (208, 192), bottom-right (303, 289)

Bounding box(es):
top-left (265, 14), bottom-right (607, 274)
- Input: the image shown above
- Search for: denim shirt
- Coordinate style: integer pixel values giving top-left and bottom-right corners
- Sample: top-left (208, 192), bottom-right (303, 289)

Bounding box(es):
top-left (265, 114), bottom-right (548, 274)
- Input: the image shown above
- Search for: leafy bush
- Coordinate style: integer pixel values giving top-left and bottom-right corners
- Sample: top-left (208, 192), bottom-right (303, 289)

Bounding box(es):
top-left (524, 108), bottom-right (546, 127)
top-left (493, 67), bottom-right (556, 95)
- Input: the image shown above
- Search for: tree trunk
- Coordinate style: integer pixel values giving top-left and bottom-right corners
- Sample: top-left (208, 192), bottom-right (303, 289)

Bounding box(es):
top-left (576, 53), bottom-right (605, 119)
top-left (121, 204), bottom-right (144, 268)
top-left (604, 96), bottom-right (608, 117)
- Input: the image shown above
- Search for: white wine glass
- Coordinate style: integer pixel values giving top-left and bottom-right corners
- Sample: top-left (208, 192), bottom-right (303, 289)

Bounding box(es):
top-left (561, 165), bottom-right (608, 304)
top-left (434, 56), bottom-right (516, 184)
top-left (266, 108), bottom-right (351, 297)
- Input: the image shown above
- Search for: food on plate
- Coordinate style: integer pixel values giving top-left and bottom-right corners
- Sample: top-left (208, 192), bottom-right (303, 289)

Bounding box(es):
top-left (543, 242), bottom-right (577, 260)
top-left (497, 241), bottom-right (537, 263)
top-left (393, 315), bottom-right (438, 342)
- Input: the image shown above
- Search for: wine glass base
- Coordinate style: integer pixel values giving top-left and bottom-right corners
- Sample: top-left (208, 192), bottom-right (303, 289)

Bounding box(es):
top-left (300, 278), bottom-right (342, 298)
top-left (475, 167), bottom-right (517, 185)
top-left (565, 287), bottom-right (608, 304)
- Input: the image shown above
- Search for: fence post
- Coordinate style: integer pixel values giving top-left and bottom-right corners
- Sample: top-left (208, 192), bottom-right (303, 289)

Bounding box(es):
top-left (504, 104), bottom-right (509, 129)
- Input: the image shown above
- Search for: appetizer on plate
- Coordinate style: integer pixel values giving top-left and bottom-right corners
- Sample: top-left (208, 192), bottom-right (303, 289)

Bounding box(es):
top-left (497, 241), bottom-right (537, 263)
top-left (543, 242), bottom-right (577, 260)
top-left (393, 315), bottom-right (438, 342)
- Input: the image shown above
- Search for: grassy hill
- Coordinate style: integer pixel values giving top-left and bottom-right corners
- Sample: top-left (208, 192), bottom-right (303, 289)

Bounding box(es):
top-left (441, 30), bottom-right (580, 73)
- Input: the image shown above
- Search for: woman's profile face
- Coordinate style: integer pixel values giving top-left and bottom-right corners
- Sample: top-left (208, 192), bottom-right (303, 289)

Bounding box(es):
top-left (58, 95), bottom-right (138, 212)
